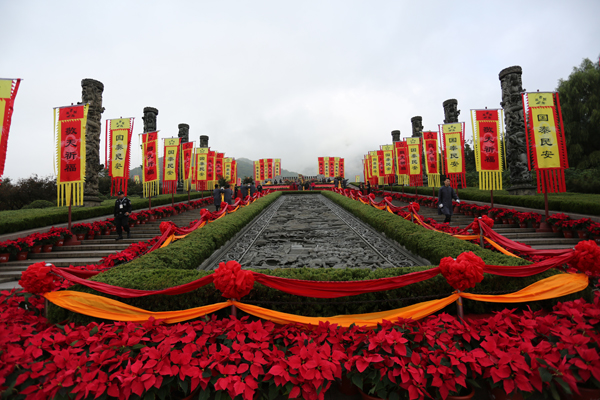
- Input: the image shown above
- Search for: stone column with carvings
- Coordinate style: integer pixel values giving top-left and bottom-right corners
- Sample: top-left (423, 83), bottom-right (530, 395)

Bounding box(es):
top-left (199, 135), bottom-right (209, 148)
top-left (499, 66), bottom-right (535, 195)
top-left (442, 99), bottom-right (460, 124)
top-left (410, 116), bottom-right (427, 185)
top-left (142, 107), bottom-right (158, 133)
top-left (177, 123), bottom-right (189, 193)
top-left (81, 79), bottom-right (105, 207)
top-left (391, 130), bottom-right (400, 143)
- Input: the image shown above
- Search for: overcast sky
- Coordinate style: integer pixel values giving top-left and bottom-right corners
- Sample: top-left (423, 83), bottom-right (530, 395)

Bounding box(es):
top-left (2, 0), bottom-right (599, 182)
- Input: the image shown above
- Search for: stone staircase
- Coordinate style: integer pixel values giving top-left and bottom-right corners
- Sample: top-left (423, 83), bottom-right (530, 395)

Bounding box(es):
top-left (0, 207), bottom-right (210, 286)
top-left (384, 197), bottom-right (583, 250)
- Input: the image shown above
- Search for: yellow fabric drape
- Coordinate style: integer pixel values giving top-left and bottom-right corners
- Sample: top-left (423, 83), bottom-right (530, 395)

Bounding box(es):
top-left (44, 274), bottom-right (587, 326)
top-left (44, 291), bottom-right (231, 324)
top-left (484, 237), bottom-right (520, 258)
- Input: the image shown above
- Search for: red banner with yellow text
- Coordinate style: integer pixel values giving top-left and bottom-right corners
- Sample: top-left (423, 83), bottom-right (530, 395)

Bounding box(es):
top-left (407, 137), bottom-right (423, 187)
top-left (142, 131), bottom-right (159, 197)
top-left (422, 131), bottom-right (440, 187)
top-left (0, 78), bottom-right (21, 184)
top-left (182, 142), bottom-right (194, 191)
top-left (162, 138), bottom-right (180, 194)
top-left (395, 141), bottom-right (409, 185)
top-left (472, 109), bottom-right (504, 190)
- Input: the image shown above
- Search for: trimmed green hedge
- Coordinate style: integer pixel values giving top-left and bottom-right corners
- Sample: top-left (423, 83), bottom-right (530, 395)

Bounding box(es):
top-left (384, 186), bottom-right (600, 216)
top-left (321, 191), bottom-right (530, 266)
top-left (0, 192), bottom-right (211, 235)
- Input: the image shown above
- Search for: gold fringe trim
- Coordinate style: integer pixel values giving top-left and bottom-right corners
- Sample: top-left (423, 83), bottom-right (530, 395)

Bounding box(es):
top-left (58, 182), bottom-right (84, 206)
top-left (427, 174), bottom-right (440, 187)
top-left (479, 171), bottom-right (503, 191)
top-left (143, 180), bottom-right (159, 198)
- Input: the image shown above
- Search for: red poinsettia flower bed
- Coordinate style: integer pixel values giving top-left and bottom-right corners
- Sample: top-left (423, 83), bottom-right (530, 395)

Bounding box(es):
top-left (1, 289), bottom-right (599, 400)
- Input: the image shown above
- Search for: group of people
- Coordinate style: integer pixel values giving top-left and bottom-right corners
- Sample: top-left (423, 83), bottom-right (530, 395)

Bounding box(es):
top-left (213, 182), bottom-right (263, 211)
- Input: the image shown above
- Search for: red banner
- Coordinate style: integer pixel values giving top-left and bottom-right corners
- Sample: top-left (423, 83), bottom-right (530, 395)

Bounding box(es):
top-left (339, 158), bottom-right (345, 178)
top-left (266, 158), bottom-right (273, 180)
top-left (0, 79), bottom-right (21, 183)
top-left (142, 131), bottom-right (159, 197)
top-left (56, 104), bottom-right (88, 206)
top-left (162, 138), bottom-right (180, 194)
top-left (329, 158), bottom-right (335, 178)
top-left (182, 142), bottom-right (194, 190)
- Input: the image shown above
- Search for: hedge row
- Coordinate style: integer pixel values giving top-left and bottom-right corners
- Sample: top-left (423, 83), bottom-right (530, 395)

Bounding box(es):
top-left (46, 192), bottom-right (591, 325)
top-left (384, 185), bottom-right (600, 216)
top-left (0, 192), bottom-right (211, 235)
top-left (321, 191), bottom-right (531, 266)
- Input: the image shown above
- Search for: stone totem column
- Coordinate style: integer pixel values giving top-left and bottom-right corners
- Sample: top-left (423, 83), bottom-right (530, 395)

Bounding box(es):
top-left (199, 135), bottom-right (209, 148)
top-left (177, 124), bottom-right (189, 193)
top-left (142, 107), bottom-right (158, 133)
top-left (410, 117), bottom-right (423, 138)
top-left (499, 66), bottom-right (535, 195)
top-left (391, 130), bottom-right (401, 142)
top-left (81, 79), bottom-right (104, 207)
top-left (442, 99), bottom-right (460, 124)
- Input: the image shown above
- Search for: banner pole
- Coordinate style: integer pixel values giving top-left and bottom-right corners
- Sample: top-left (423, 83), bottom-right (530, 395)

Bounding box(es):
top-left (537, 179), bottom-right (552, 232)
top-left (479, 220), bottom-right (485, 249)
top-left (490, 189), bottom-right (494, 209)
top-left (149, 193), bottom-right (152, 211)
top-left (456, 291), bottom-right (464, 320)
top-left (188, 186), bottom-right (190, 204)
top-left (171, 190), bottom-right (174, 207)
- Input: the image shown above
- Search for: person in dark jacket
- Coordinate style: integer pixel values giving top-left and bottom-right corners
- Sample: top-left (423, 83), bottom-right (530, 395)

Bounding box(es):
top-left (240, 184), bottom-right (248, 198)
top-left (213, 184), bottom-right (223, 211)
top-left (223, 184), bottom-right (233, 205)
top-left (438, 178), bottom-right (460, 223)
top-left (257, 184), bottom-right (263, 193)
top-left (366, 181), bottom-right (371, 194)
top-left (114, 191), bottom-right (132, 240)
top-left (250, 183), bottom-right (256, 196)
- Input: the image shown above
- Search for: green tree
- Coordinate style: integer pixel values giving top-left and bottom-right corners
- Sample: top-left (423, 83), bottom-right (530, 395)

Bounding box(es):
top-left (557, 56), bottom-right (600, 168)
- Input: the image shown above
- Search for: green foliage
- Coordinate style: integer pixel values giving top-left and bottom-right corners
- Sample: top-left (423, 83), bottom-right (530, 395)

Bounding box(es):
top-left (242, 176), bottom-right (254, 184)
top-left (20, 199), bottom-right (56, 209)
top-left (557, 56), bottom-right (600, 169)
top-left (0, 192), bottom-right (212, 235)
top-left (0, 174), bottom-right (57, 211)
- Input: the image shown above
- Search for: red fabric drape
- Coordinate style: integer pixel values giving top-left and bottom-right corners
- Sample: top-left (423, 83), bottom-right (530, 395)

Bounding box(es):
top-left (479, 223), bottom-right (571, 257)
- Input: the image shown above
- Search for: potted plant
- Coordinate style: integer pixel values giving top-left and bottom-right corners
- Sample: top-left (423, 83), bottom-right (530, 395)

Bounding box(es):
top-left (488, 208), bottom-right (503, 223)
top-left (572, 218), bottom-right (592, 239)
top-left (556, 219), bottom-right (577, 238)
top-left (497, 209), bottom-right (514, 225)
top-left (15, 237), bottom-right (34, 260)
top-left (71, 223), bottom-right (91, 240)
top-left (41, 232), bottom-right (61, 252)
top-left (128, 213), bottom-right (138, 227)
top-left (48, 227), bottom-right (71, 246)
top-left (588, 222), bottom-right (600, 245)
top-left (546, 213), bottom-right (570, 233)
top-left (0, 240), bottom-right (20, 263)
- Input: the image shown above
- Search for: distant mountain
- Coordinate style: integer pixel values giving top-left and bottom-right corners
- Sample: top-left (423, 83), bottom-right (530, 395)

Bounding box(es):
top-left (129, 157), bottom-right (299, 182)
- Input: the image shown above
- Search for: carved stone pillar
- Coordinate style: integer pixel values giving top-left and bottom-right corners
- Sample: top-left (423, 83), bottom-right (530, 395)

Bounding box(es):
top-left (442, 99), bottom-right (460, 124)
top-left (199, 135), bottom-right (209, 148)
top-left (142, 107), bottom-right (158, 133)
top-left (177, 124), bottom-right (189, 193)
top-left (499, 66), bottom-right (535, 195)
top-left (410, 116), bottom-right (423, 138)
top-left (81, 79), bottom-right (104, 207)
top-left (391, 130), bottom-right (401, 143)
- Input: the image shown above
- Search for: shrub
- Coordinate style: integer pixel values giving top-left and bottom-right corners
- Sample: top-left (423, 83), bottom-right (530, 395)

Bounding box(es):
top-left (21, 199), bottom-right (55, 209)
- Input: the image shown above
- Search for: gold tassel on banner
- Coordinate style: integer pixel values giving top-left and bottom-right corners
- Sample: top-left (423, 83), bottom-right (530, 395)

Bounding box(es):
top-left (427, 174), bottom-right (440, 187)
top-left (479, 171), bottom-right (503, 191)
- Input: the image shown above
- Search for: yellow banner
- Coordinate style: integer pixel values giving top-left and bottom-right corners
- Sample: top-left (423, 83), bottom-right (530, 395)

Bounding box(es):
top-left (110, 125), bottom-right (129, 179)
top-left (444, 132), bottom-right (463, 174)
top-left (369, 151), bottom-right (378, 177)
top-left (274, 158), bottom-right (281, 176)
top-left (0, 80), bottom-right (12, 98)
top-left (406, 138), bottom-right (421, 176)
top-left (196, 147), bottom-right (208, 181)
top-left (334, 157), bottom-right (340, 176)
top-left (323, 157), bottom-right (329, 177)
top-left (383, 150), bottom-right (393, 175)
top-left (530, 106), bottom-right (561, 169)
top-left (224, 157), bottom-right (232, 182)
top-left (110, 118), bottom-right (130, 130)
top-left (164, 139), bottom-right (179, 182)
top-left (254, 160), bottom-right (260, 182)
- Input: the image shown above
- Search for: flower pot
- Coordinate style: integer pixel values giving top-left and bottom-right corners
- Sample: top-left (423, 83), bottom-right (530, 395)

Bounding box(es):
top-left (519, 223), bottom-right (528, 229)
top-left (111, 226), bottom-right (117, 232)
top-left (446, 388), bottom-right (475, 400)
top-left (42, 245), bottom-right (53, 253)
top-left (494, 217), bottom-right (502, 223)
top-left (577, 230), bottom-right (589, 239)
top-left (129, 223), bottom-right (135, 228)
top-left (148, 215), bottom-right (156, 221)
top-left (572, 386), bottom-right (600, 400)
top-left (532, 222), bottom-right (540, 229)
top-left (17, 251), bottom-right (28, 261)
top-left (552, 225), bottom-right (560, 233)
top-left (56, 239), bottom-right (64, 247)
top-left (0, 253), bottom-right (9, 263)
top-left (563, 230), bottom-right (574, 238)
top-left (103, 229), bottom-right (111, 236)
top-left (136, 220), bottom-right (140, 225)
top-left (338, 376), bottom-right (358, 396)
top-left (453, 206), bottom-right (460, 214)
top-left (593, 235), bottom-right (600, 245)
top-left (86, 234), bottom-right (95, 240)
top-left (357, 388), bottom-right (385, 400)
top-left (490, 387), bottom-right (524, 400)
top-left (502, 219), bottom-right (509, 225)
top-left (76, 233), bottom-right (86, 240)
top-left (510, 218), bottom-right (519, 225)
top-left (32, 245), bottom-right (42, 253)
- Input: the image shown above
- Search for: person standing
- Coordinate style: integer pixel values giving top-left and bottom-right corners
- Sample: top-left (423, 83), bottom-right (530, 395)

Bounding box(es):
top-left (114, 191), bottom-right (131, 241)
top-left (438, 178), bottom-right (460, 223)
top-left (223, 184), bottom-right (233, 205)
top-left (257, 183), bottom-right (263, 193)
top-left (213, 184), bottom-right (223, 211)
top-left (366, 181), bottom-right (371, 194)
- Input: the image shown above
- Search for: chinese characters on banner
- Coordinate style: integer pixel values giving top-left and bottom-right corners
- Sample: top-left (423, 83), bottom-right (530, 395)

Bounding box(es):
top-left (231, 159), bottom-right (237, 186)
top-left (522, 92), bottom-right (568, 193)
top-left (394, 141), bottom-right (409, 185)
top-left (381, 145), bottom-right (395, 184)
top-left (107, 117), bottom-right (133, 196)
top-left (318, 157), bottom-right (343, 178)
top-left (223, 157), bottom-right (232, 184)
top-left (181, 142), bottom-right (194, 191)
top-left (406, 138), bottom-right (423, 187)
top-left (195, 147), bottom-right (209, 191)
top-left (440, 122), bottom-right (466, 189)
top-left (471, 109), bottom-right (504, 190)
top-left (422, 132), bottom-right (440, 187)
top-left (0, 79), bottom-right (21, 183)
top-left (141, 131), bottom-right (159, 198)
top-left (369, 151), bottom-right (379, 185)
top-left (323, 157), bottom-right (330, 177)
top-left (55, 104), bottom-right (89, 206)
top-left (339, 158), bottom-right (344, 178)
top-left (274, 159), bottom-right (281, 177)
top-left (215, 153), bottom-right (224, 184)
top-left (266, 159), bottom-right (273, 181)
top-left (318, 157), bottom-right (325, 175)
top-left (162, 138), bottom-right (180, 194)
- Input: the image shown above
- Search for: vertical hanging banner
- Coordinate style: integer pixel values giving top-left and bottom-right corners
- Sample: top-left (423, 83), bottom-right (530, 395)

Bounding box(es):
top-left (471, 109), bottom-right (504, 190)
top-left (395, 141), bottom-right (409, 185)
top-left (106, 117), bottom-right (134, 196)
top-left (369, 151), bottom-right (379, 185)
top-left (266, 158), bottom-right (273, 180)
top-left (274, 159), bottom-right (281, 177)
top-left (181, 142), bottom-right (194, 191)
top-left (254, 160), bottom-right (260, 183)
top-left (223, 158), bottom-right (232, 183)
top-left (206, 150), bottom-right (216, 189)
top-left (162, 138), bottom-right (180, 194)
top-left (522, 92), bottom-right (568, 193)
top-left (259, 159), bottom-right (265, 182)
top-left (0, 78), bottom-right (21, 183)
top-left (215, 153), bottom-right (224, 182)
top-left (323, 157), bottom-right (330, 177)
top-left (407, 138), bottom-right (423, 187)
top-left (195, 148), bottom-right (208, 191)
top-left (440, 122), bottom-right (466, 189)
top-left (377, 150), bottom-right (386, 185)
top-left (231, 159), bottom-right (237, 185)
top-left (422, 131), bottom-right (440, 187)
top-left (133, 175), bottom-right (140, 184)
top-left (318, 157), bottom-right (325, 175)
top-left (334, 157), bottom-right (340, 177)
top-left (329, 157), bottom-right (335, 178)
top-left (381, 145), bottom-right (395, 184)
top-left (141, 131), bottom-right (159, 198)
top-left (55, 104), bottom-right (89, 206)
top-left (339, 158), bottom-right (345, 178)
top-left (362, 157), bottom-right (368, 183)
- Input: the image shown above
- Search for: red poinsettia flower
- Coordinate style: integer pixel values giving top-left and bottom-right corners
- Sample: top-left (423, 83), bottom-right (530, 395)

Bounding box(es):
top-left (439, 252), bottom-right (485, 291)
top-left (569, 240), bottom-right (600, 275)
top-left (19, 262), bottom-right (57, 294)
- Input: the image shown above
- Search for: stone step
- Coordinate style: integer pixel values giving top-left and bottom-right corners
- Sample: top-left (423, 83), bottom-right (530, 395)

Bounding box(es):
top-left (493, 228), bottom-right (537, 233)
top-left (80, 238), bottom-right (148, 245)
top-left (29, 250), bottom-right (115, 259)
top-left (0, 258), bottom-right (102, 267)
top-left (57, 244), bottom-right (132, 252)
top-left (517, 237), bottom-right (582, 245)
top-left (500, 232), bottom-right (561, 239)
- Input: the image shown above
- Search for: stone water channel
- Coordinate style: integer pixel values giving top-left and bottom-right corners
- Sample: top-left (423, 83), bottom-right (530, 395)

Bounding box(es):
top-left (199, 194), bottom-right (428, 271)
